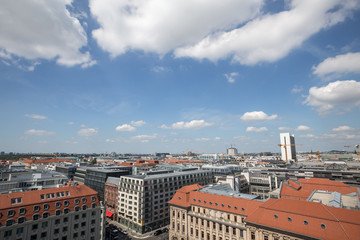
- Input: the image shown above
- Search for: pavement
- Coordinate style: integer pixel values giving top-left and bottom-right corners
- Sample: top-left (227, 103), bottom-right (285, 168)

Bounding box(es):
top-left (106, 219), bottom-right (169, 240)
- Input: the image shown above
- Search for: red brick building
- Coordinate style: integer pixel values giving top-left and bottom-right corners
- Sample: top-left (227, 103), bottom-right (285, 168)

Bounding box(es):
top-left (104, 177), bottom-right (120, 220)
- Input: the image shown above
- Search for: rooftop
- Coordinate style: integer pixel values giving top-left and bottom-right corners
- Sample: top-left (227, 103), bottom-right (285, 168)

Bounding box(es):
top-left (199, 183), bottom-right (259, 200)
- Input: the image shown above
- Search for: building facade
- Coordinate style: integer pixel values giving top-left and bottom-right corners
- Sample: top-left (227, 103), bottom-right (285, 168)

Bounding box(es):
top-left (279, 133), bottom-right (296, 162)
top-left (104, 177), bottom-right (120, 219)
top-left (0, 183), bottom-right (104, 240)
top-left (118, 169), bottom-right (213, 234)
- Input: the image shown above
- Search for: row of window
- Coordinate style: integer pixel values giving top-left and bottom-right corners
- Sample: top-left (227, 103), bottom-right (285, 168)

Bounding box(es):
top-left (192, 199), bottom-right (245, 212)
top-left (40, 191), bottom-right (70, 200)
top-left (273, 214), bottom-right (326, 229)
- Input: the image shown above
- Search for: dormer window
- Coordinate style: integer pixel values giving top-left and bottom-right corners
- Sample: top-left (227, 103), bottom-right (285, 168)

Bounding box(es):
top-left (75, 198), bottom-right (80, 204)
top-left (321, 223), bottom-right (326, 229)
top-left (274, 214), bottom-right (278, 219)
top-left (19, 208), bottom-right (26, 215)
top-left (7, 209), bottom-right (15, 217)
top-left (34, 205), bottom-right (40, 212)
top-left (304, 220), bottom-right (308, 225)
top-left (82, 197), bottom-right (87, 203)
top-left (288, 217), bottom-right (292, 222)
top-left (43, 203), bottom-right (50, 210)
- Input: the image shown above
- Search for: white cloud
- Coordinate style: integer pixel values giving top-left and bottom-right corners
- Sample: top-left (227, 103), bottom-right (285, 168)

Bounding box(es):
top-left (105, 139), bottom-right (116, 143)
top-left (77, 128), bottom-right (98, 136)
top-left (195, 138), bottom-right (211, 142)
top-left (115, 124), bottom-right (136, 132)
top-left (90, 0), bottom-right (263, 57)
top-left (80, 124), bottom-right (87, 128)
top-left (303, 80), bottom-right (360, 114)
top-left (240, 111), bottom-right (278, 122)
top-left (161, 120), bottom-right (214, 130)
top-left (25, 114), bottom-right (47, 120)
top-left (175, 0), bottom-right (359, 65)
top-left (0, 0), bottom-right (95, 68)
top-left (152, 66), bottom-right (167, 73)
top-left (131, 134), bottom-right (157, 143)
top-left (38, 140), bottom-right (48, 144)
top-left (24, 129), bottom-right (55, 136)
top-left (246, 126), bottom-right (268, 132)
top-left (299, 134), bottom-right (316, 138)
top-left (224, 72), bottom-right (238, 83)
top-left (332, 125), bottom-right (354, 132)
top-left (130, 120), bottom-right (146, 127)
top-left (278, 127), bottom-right (292, 131)
top-left (215, 137), bottom-right (221, 141)
top-left (295, 125), bottom-right (312, 131)
top-left (291, 86), bottom-right (303, 93)
top-left (313, 52), bottom-right (360, 78)
top-left (67, 122), bottom-right (75, 125)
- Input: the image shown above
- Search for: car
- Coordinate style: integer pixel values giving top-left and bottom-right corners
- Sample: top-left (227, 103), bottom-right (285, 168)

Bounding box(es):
top-left (154, 230), bottom-right (162, 236)
top-left (162, 228), bottom-right (168, 232)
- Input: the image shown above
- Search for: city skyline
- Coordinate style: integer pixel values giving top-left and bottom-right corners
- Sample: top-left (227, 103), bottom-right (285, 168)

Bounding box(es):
top-left (1, 0), bottom-right (360, 154)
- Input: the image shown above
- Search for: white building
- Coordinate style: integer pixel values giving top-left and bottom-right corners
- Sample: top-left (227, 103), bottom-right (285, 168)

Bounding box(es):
top-left (280, 132), bottom-right (296, 162)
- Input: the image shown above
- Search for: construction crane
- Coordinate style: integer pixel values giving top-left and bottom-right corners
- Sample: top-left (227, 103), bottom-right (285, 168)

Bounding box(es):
top-left (316, 150), bottom-right (321, 162)
top-left (277, 143), bottom-right (303, 164)
top-left (344, 144), bottom-right (360, 161)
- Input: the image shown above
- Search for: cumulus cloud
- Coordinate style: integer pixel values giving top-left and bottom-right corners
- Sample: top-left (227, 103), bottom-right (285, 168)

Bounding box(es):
top-left (278, 127), bottom-right (292, 131)
top-left (332, 125), bottom-right (354, 132)
top-left (0, 0), bottom-right (95, 69)
top-left (295, 125), bottom-right (312, 131)
top-left (131, 134), bottom-right (157, 143)
top-left (130, 120), bottom-right (146, 127)
top-left (246, 126), bottom-right (268, 132)
top-left (161, 120), bottom-right (214, 130)
top-left (77, 128), bottom-right (98, 136)
top-left (313, 52), bottom-right (360, 78)
top-left (175, 0), bottom-right (359, 64)
top-left (224, 72), bottom-right (238, 83)
top-left (90, 0), bottom-right (263, 57)
top-left (152, 66), bottom-right (167, 73)
top-left (291, 86), bottom-right (303, 93)
top-left (24, 129), bottom-right (55, 136)
top-left (67, 122), bottom-right (75, 125)
top-left (25, 114), bottom-right (47, 120)
top-left (303, 80), bottom-right (360, 114)
top-left (240, 111), bottom-right (278, 122)
top-left (115, 124), bottom-right (136, 132)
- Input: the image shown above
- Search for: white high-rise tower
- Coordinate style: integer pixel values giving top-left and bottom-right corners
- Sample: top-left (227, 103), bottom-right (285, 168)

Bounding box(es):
top-left (280, 133), bottom-right (296, 162)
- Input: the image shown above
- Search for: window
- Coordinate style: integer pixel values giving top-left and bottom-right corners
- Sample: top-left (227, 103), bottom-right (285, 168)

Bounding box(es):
top-left (41, 232), bottom-right (47, 238)
top-left (6, 219), bottom-right (14, 226)
top-left (91, 228), bottom-right (95, 233)
top-left (73, 233), bottom-right (78, 238)
top-left (82, 205), bottom-right (87, 210)
top-left (63, 226), bottom-right (68, 232)
top-left (264, 235), bottom-right (269, 240)
top-left (55, 210), bottom-right (61, 216)
top-left (18, 216), bottom-right (26, 224)
top-left (304, 220), bottom-right (308, 225)
top-left (74, 199), bottom-right (80, 204)
top-left (241, 208), bottom-right (245, 211)
top-left (4, 230), bottom-right (12, 237)
top-left (251, 232), bottom-right (255, 240)
top-left (7, 209), bottom-right (15, 217)
top-left (33, 214), bottom-right (40, 220)
top-left (91, 196), bottom-right (96, 202)
top-left (81, 222), bottom-right (86, 227)
top-left (74, 223), bottom-right (79, 229)
top-left (288, 217), bottom-right (292, 222)
top-left (32, 224), bottom-right (38, 230)
top-left (64, 208), bottom-right (69, 214)
top-left (19, 208), bottom-right (26, 215)
top-left (43, 204), bottom-right (49, 210)
top-left (34, 205), bottom-right (40, 212)
top-left (56, 202), bottom-right (61, 208)
top-left (81, 231), bottom-right (85, 236)
top-left (91, 219), bottom-right (95, 224)
top-left (75, 206), bottom-right (80, 211)
top-left (64, 217), bottom-right (68, 223)
top-left (55, 219), bottom-right (60, 225)
top-left (42, 222), bottom-right (48, 228)
top-left (16, 227), bottom-right (23, 235)
top-left (75, 214), bottom-right (79, 220)
top-left (91, 203), bottom-right (96, 208)
top-left (54, 229), bottom-right (59, 234)
top-left (30, 234), bottom-right (37, 240)
top-left (321, 223), bottom-right (326, 229)
top-left (64, 200), bottom-right (69, 207)
top-left (82, 197), bottom-right (87, 203)
top-left (274, 214), bottom-right (278, 219)
top-left (43, 212), bottom-right (49, 218)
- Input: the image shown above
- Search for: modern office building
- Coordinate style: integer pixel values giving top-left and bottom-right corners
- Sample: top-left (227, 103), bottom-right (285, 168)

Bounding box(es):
top-left (202, 165), bottom-right (242, 176)
top-left (118, 169), bottom-right (213, 234)
top-left (55, 164), bottom-right (77, 180)
top-left (73, 166), bottom-right (133, 202)
top-left (279, 133), bottom-right (296, 162)
top-left (0, 183), bottom-right (104, 240)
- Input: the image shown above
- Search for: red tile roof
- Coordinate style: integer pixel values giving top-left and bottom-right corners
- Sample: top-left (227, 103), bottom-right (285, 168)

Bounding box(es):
top-left (168, 184), bottom-right (203, 207)
top-left (245, 198), bottom-right (360, 240)
top-left (280, 178), bottom-right (358, 200)
top-left (23, 158), bottom-right (74, 164)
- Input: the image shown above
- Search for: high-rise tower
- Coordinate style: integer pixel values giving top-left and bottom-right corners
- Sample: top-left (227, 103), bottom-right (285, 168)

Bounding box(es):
top-left (280, 133), bottom-right (296, 162)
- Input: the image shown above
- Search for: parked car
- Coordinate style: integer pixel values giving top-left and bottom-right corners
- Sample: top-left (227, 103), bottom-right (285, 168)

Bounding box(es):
top-left (154, 230), bottom-right (162, 236)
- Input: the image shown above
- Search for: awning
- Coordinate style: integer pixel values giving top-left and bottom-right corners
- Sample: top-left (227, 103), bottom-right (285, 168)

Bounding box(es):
top-left (106, 211), bottom-right (114, 217)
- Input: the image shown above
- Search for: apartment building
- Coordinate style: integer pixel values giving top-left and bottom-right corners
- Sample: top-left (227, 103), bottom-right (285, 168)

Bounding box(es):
top-left (104, 176), bottom-right (120, 219)
top-left (118, 169), bottom-right (213, 234)
top-left (0, 183), bottom-right (104, 240)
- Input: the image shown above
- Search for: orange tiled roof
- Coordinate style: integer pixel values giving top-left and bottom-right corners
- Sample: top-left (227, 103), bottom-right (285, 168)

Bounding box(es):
top-left (168, 184), bottom-right (203, 207)
top-left (280, 178), bottom-right (357, 200)
top-left (245, 198), bottom-right (360, 240)
top-left (23, 158), bottom-right (74, 164)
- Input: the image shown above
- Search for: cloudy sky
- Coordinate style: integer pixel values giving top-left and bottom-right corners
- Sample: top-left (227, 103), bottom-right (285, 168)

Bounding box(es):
top-left (1, 0), bottom-right (360, 154)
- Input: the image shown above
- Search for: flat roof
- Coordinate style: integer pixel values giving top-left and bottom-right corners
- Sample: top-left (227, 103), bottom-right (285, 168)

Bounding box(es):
top-left (199, 183), bottom-right (259, 200)
top-left (122, 169), bottom-right (211, 180)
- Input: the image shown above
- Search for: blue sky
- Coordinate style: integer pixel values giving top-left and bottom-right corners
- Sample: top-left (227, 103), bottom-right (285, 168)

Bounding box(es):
top-left (1, 0), bottom-right (360, 154)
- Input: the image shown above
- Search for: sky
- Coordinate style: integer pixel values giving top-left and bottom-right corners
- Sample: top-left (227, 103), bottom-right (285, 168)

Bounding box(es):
top-left (1, 0), bottom-right (360, 154)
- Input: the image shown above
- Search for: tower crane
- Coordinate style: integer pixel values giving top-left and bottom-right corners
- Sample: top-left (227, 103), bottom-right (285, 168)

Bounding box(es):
top-left (277, 143), bottom-right (303, 164)
top-left (344, 144), bottom-right (360, 161)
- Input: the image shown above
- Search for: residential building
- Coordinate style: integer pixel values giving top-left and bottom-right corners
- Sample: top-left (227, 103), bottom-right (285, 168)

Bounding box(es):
top-left (202, 165), bottom-right (243, 176)
top-left (0, 183), bottom-right (104, 240)
top-left (104, 177), bottom-right (120, 220)
top-left (118, 169), bottom-right (213, 234)
top-left (279, 133), bottom-right (296, 162)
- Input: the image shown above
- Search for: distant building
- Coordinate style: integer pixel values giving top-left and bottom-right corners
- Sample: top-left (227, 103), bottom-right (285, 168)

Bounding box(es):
top-left (201, 165), bottom-right (242, 176)
top-left (227, 147), bottom-right (238, 156)
top-left (0, 183), bottom-right (104, 240)
top-left (104, 177), bottom-right (120, 220)
top-left (280, 133), bottom-right (296, 162)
